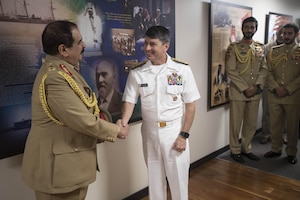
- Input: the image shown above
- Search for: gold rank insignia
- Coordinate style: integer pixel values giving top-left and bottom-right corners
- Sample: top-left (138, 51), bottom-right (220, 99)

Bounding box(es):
top-left (59, 64), bottom-right (72, 76)
top-left (172, 57), bottom-right (188, 65)
top-left (132, 60), bottom-right (147, 70)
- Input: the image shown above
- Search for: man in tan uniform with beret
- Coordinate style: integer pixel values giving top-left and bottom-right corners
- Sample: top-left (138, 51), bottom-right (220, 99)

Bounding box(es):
top-left (264, 23), bottom-right (300, 165)
top-left (225, 16), bottom-right (267, 163)
top-left (22, 21), bottom-right (128, 200)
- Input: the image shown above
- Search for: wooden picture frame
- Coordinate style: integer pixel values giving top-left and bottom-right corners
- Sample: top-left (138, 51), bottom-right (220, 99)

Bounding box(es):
top-left (208, 0), bottom-right (252, 109)
top-left (265, 12), bottom-right (293, 44)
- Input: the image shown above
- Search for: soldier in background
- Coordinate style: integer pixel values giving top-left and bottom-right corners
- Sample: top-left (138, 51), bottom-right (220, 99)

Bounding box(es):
top-left (264, 23), bottom-right (300, 165)
top-left (260, 25), bottom-right (287, 144)
top-left (225, 17), bottom-right (267, 163)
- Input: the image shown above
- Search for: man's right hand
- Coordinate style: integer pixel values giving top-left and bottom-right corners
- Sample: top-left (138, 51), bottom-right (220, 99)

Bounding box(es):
top-left (116, 119), bottom-right (129, 139)
top-left (243, 85), bottom-right (257, 98)
top-left (275, 86), bottom-right (288, 97)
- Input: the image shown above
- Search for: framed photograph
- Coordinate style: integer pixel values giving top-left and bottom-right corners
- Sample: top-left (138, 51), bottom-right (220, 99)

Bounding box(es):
top-left (265, 12), bottom-right (293, 44)
top-left (208, 0), bottom-right (252, 109)
top-left (0, 0), bottom-right (175, 159)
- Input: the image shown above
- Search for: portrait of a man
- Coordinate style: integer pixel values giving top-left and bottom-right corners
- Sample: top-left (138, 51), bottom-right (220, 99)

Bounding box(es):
top-left (96, 59), bottom-right (122, 122)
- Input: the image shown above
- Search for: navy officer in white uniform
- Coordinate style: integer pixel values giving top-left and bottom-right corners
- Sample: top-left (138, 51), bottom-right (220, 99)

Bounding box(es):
top-left (121, 26), bottom-right (200, 200)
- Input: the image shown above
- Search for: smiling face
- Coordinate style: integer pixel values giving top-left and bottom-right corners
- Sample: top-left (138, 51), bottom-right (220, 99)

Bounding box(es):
top-left (143, 36), bottom-right (169, 65)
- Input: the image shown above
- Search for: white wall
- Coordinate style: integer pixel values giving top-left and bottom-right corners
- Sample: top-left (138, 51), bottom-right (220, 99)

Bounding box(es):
top-left (1, 1), bottom-right (300, 200)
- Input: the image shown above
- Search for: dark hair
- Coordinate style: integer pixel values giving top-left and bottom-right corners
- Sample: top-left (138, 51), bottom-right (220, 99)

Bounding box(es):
top-left (242, 17), bottom-right (258, 30)
top-left (42, 20), bottom-right (78, 55)
top-left (283, 23), bottom-right (299, 34)
top-left (145, 26), bottom-right (170, 44)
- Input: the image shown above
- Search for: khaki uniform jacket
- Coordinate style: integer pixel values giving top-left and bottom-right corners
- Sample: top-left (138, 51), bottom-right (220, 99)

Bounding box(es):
top-left (267, 42), bottom-right (300, 104)
top-left (225, 39), bottom-right (267, 101)
top-left (22, 55), bottom-right (119, 194)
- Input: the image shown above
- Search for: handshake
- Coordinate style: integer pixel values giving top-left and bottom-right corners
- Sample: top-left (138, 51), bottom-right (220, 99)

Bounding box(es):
top-left (116, 119), bottom-right (129, 140)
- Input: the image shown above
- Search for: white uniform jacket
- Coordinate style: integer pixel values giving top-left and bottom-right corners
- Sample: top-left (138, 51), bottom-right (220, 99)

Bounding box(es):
top-left (122, 54), bottom-right (200, 122)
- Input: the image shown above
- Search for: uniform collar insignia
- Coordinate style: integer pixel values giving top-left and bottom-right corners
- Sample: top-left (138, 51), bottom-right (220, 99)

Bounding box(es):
top-left (59, 64), bottom-right (72, 76)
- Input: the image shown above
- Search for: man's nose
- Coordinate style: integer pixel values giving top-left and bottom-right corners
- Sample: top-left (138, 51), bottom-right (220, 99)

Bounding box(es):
top-left (99, 75), bottom-right (104, 82)
top-left (82, 41), bottom-right (86, 48)
top-left (144, 44), bottom-right (151, 51)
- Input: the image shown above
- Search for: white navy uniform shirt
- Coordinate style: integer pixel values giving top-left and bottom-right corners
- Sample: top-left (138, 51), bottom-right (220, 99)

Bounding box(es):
top-left (122, 54), bottom-right (200, 122)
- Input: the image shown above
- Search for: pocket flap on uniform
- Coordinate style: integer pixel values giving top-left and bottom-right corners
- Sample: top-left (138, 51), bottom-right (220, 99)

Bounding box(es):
top-left (52, 139), bottom-right (93, 155)
top-left (167, 85), bottom-right (183, 94)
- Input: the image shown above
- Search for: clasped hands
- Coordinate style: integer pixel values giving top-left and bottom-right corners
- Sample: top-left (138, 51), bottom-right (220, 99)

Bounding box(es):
top-left (116, 119), bottom-right (129, 139)
top-left (243, 85), bottom-right (258, 98)
top-left (275, 86), bottom-right (288, 97)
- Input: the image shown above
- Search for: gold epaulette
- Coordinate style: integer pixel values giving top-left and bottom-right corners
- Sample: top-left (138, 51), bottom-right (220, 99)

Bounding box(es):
top-left (253, 41), bottom-right (264, 46)
top-left (227, 41), bottom-right (238, 49)
top-left (272, 43), bottom-right (284, 49)
top-left (295, 44), bottom-right (300, 53)
top-left (268, 44), bottom-right (288, 69)
top-left (171, 57), bottom-right (188, 65)
top-left (132, 60), bottom-right (147, 70)
top-left (39, 70), bottom-right (99, 126)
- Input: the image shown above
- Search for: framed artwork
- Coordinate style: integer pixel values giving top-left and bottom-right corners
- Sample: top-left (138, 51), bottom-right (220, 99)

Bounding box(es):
top-left (208, 0), bottom-right (252, 109)
top-left (0, 0), bottom-right (175, 159)
top-left (265, 12), bottom-right (293, 44)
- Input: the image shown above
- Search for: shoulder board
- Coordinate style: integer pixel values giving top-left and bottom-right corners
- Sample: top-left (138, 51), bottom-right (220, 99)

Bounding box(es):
top-left (132, 60), bottom-right (147, 70)
top-left (227, 43), bottom-right (234, 50)
top-left (253, 41), bottom-right (264, 46)
top-left (272, 43), bottom-right (284, 49)
top-left (58, 64), bottom-right (73, 76)
top-left (46, 63), bottom-right (73, 76)
top-left (171, 58), bottom-right (188, 65)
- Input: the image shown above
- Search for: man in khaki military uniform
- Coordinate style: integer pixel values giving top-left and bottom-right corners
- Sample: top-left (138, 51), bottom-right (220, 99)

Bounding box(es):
top-left (264, 23), bottom-right (300, 165)
top-left (22, 21), bottom-right (128, 200)
top-left (225, 17), bottom-right (267, 163)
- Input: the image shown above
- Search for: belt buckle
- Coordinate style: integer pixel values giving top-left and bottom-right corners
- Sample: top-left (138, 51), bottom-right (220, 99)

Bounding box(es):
top-left (158, 121), bottom-right (166, 128)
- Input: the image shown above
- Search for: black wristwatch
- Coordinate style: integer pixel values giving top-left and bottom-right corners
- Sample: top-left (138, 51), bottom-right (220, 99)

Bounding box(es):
top-left (179, 131), bottom-right (189, 139)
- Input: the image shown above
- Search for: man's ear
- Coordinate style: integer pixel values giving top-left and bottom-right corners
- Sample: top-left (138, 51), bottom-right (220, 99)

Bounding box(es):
top-left (113, 72), bottom-right (117, 79)
top-left (58, 44), bottom-right (68, 56)
top-left (164, 42), bottom-right (170, 52)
